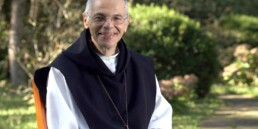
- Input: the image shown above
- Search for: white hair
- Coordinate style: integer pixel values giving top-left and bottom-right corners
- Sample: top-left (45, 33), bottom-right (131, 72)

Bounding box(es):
top-left (83, 0), bottom-right (128, 17)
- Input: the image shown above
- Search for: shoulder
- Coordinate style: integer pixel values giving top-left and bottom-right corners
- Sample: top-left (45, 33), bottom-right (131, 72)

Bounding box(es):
top-left (129, 50), bottom-right (154, 66)
top-left (34, 53), bottom-right (69, 84)
top-left (34, 67), bottom-right (51, 87)
top-left (33, 53), bottom-right (69, 99)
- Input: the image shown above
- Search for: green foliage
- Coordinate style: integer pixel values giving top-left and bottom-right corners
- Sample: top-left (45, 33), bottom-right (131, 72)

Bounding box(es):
top-left (172, 95), bottom-right (223, 129)
top-left (0, 82), bottom-right (36, 129)
top-left (222, 44), bottom-right (258, 86)
top-left (160, 74), bottom-right (199, 99)
top-left (23, 0), bottom-right (86, 72)
top-left (0, 0), bottom-right (87, 80)
top-left (0, 17), bottom-right (8, 80)
top-left (3, 0), bottom-right (86, 76)
top-left (219, 14), bottom-right (258, 46)
top-left (147, 0), bottom-right (258, 24)
top-left (211, 84), bottom-right (258, 97)
top-left (125, 4), bottom-right (220, 98)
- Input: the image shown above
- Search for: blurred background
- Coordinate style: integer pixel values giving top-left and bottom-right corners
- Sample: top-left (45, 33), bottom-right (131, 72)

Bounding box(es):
top-left (0, 0), bottom-right (257, 129)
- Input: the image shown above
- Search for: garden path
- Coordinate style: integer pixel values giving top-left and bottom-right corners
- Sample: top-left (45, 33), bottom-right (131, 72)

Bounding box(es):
top-left (200, 94), bottom-right (258, 129)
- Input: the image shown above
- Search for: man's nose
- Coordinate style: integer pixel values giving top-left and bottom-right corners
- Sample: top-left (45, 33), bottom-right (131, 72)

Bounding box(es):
top-left (103, 18), bottom-right (114, 28)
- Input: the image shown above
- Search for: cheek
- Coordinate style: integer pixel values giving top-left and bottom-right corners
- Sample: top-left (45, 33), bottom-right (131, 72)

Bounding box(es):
top-left (114, 26), bottom-right (124, 34)
top-left (89, 29), bottom-right (98, 42)
top-left (118, 24), bottom-right (128, 33)
top-left (89, 26), bottom-right (100, 36)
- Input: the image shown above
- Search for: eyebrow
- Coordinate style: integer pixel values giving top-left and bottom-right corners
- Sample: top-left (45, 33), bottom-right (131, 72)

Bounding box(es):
top-left (92, 13), bottom-right (105, 17)
top-left (93, 12), bottom-right (124, 17)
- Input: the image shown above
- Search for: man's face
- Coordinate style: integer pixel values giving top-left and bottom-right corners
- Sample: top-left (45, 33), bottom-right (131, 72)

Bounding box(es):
top-left (83, 0), bottom-right (129, 50)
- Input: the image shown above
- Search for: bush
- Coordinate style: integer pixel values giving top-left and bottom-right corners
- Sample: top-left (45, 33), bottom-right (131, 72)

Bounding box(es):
top-left (222, 44), bottom-right (258, 86)
top-left (159, 74), bottom-right (198, 99)
top-left (219, 14), bottom-right (258, 46)
top-left (125, 4), bottom-right (220, 98)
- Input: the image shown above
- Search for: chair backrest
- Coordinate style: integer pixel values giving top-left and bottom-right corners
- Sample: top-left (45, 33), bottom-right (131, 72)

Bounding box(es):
top-left (32, 79), bottom-right (48, 129)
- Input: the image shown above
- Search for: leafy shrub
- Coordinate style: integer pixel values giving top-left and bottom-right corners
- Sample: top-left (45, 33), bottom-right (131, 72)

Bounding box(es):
top-left (151, 0), bottom-right (258, 24)
top-left (222, 44), bottom-right (258, 86)
top-left (219, 14), bottom-right (258, 46)
top-left (125, 4), bottom-right (220, 98)
top-left (159, 74), bottom-right (198, 99)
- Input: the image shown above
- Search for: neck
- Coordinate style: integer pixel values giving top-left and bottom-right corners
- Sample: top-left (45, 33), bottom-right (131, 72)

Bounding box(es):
top-left (97, 46), bottom-right (117, 56)
top-left (91, 39), bottom-right (118, 56)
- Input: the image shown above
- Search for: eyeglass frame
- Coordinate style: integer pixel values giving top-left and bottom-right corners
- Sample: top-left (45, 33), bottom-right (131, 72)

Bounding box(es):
top-left (87, 13), bottom-right (129, 25)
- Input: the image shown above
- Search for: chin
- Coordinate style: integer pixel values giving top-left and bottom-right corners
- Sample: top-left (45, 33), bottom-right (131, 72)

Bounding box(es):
top-left (101, 42), bottom-right (117, 49)
top-left (99, 38), bottom-right (120, 47)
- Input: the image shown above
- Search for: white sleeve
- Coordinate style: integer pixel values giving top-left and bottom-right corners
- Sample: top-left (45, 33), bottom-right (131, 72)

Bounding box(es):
top-left (46, 67), bottom-right (89, 129)
top-left (148, 76), bottom-right (173, 129)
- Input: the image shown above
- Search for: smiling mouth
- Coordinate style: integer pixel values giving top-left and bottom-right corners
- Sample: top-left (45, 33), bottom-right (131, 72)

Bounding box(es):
top-left (99, 32), bottom-right (118, 36)
top-left (99, 32), bottom-right (118, 39)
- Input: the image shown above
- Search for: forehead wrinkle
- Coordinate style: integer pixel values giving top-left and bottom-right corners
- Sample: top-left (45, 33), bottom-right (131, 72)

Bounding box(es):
top-left (90, 0), bottom-right (126, 16)
top-left (91, 9), bottom-right (125, 17)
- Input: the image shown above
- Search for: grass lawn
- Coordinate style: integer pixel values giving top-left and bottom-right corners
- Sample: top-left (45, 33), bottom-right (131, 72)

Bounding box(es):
top-left (171, 95), bottom-right (223, 129)
top-left (0, 81), bottom-right (37, 129)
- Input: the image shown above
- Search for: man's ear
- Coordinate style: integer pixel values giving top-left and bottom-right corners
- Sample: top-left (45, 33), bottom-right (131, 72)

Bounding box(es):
top-left (82, 13), bottom-right (88, 29)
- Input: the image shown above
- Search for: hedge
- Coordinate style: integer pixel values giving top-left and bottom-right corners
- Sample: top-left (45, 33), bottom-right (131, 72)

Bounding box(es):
top-left (125, 4), bottom-right (220, 98)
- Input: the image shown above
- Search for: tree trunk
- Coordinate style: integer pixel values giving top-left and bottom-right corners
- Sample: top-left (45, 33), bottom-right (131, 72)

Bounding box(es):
top-left (8, 0), bottom-right (27, 86)
top-left (0, 0), bottom-right (4, 12)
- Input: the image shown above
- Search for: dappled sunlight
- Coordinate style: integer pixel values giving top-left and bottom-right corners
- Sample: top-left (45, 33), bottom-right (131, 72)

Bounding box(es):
top-left (173, 96), bottom-right (223, 129)
top-left (201, 93), bottom-right (258, 129)
top-left (216, 109), bottom-right (258, 117)
top-left (211, 84), bottom-right (258, 97)
top-left (239, 110), bottom-right (258, 117)
top-left (0, 106), bottom-right (35, 116)
top-left (0, 86), bottom-right (36, 129)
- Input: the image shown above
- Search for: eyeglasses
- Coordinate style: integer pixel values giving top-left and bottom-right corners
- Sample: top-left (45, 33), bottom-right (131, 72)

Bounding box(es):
top-left (90, 15), bottom-right (128, 25)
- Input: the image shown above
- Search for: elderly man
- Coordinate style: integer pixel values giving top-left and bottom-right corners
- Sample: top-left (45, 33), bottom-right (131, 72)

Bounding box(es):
top-left (34, 0), bottom-right (172, 129)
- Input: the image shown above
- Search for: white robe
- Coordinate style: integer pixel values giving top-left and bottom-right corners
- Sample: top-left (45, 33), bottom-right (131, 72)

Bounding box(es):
top-left (46, 53), bottom-right (173, 129)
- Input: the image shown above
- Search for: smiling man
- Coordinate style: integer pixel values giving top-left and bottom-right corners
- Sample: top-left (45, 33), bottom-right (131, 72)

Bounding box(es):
top-left (83, 0), bottom-right (129, 56)
top-left (34, 0), bottom-right (172, 129)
